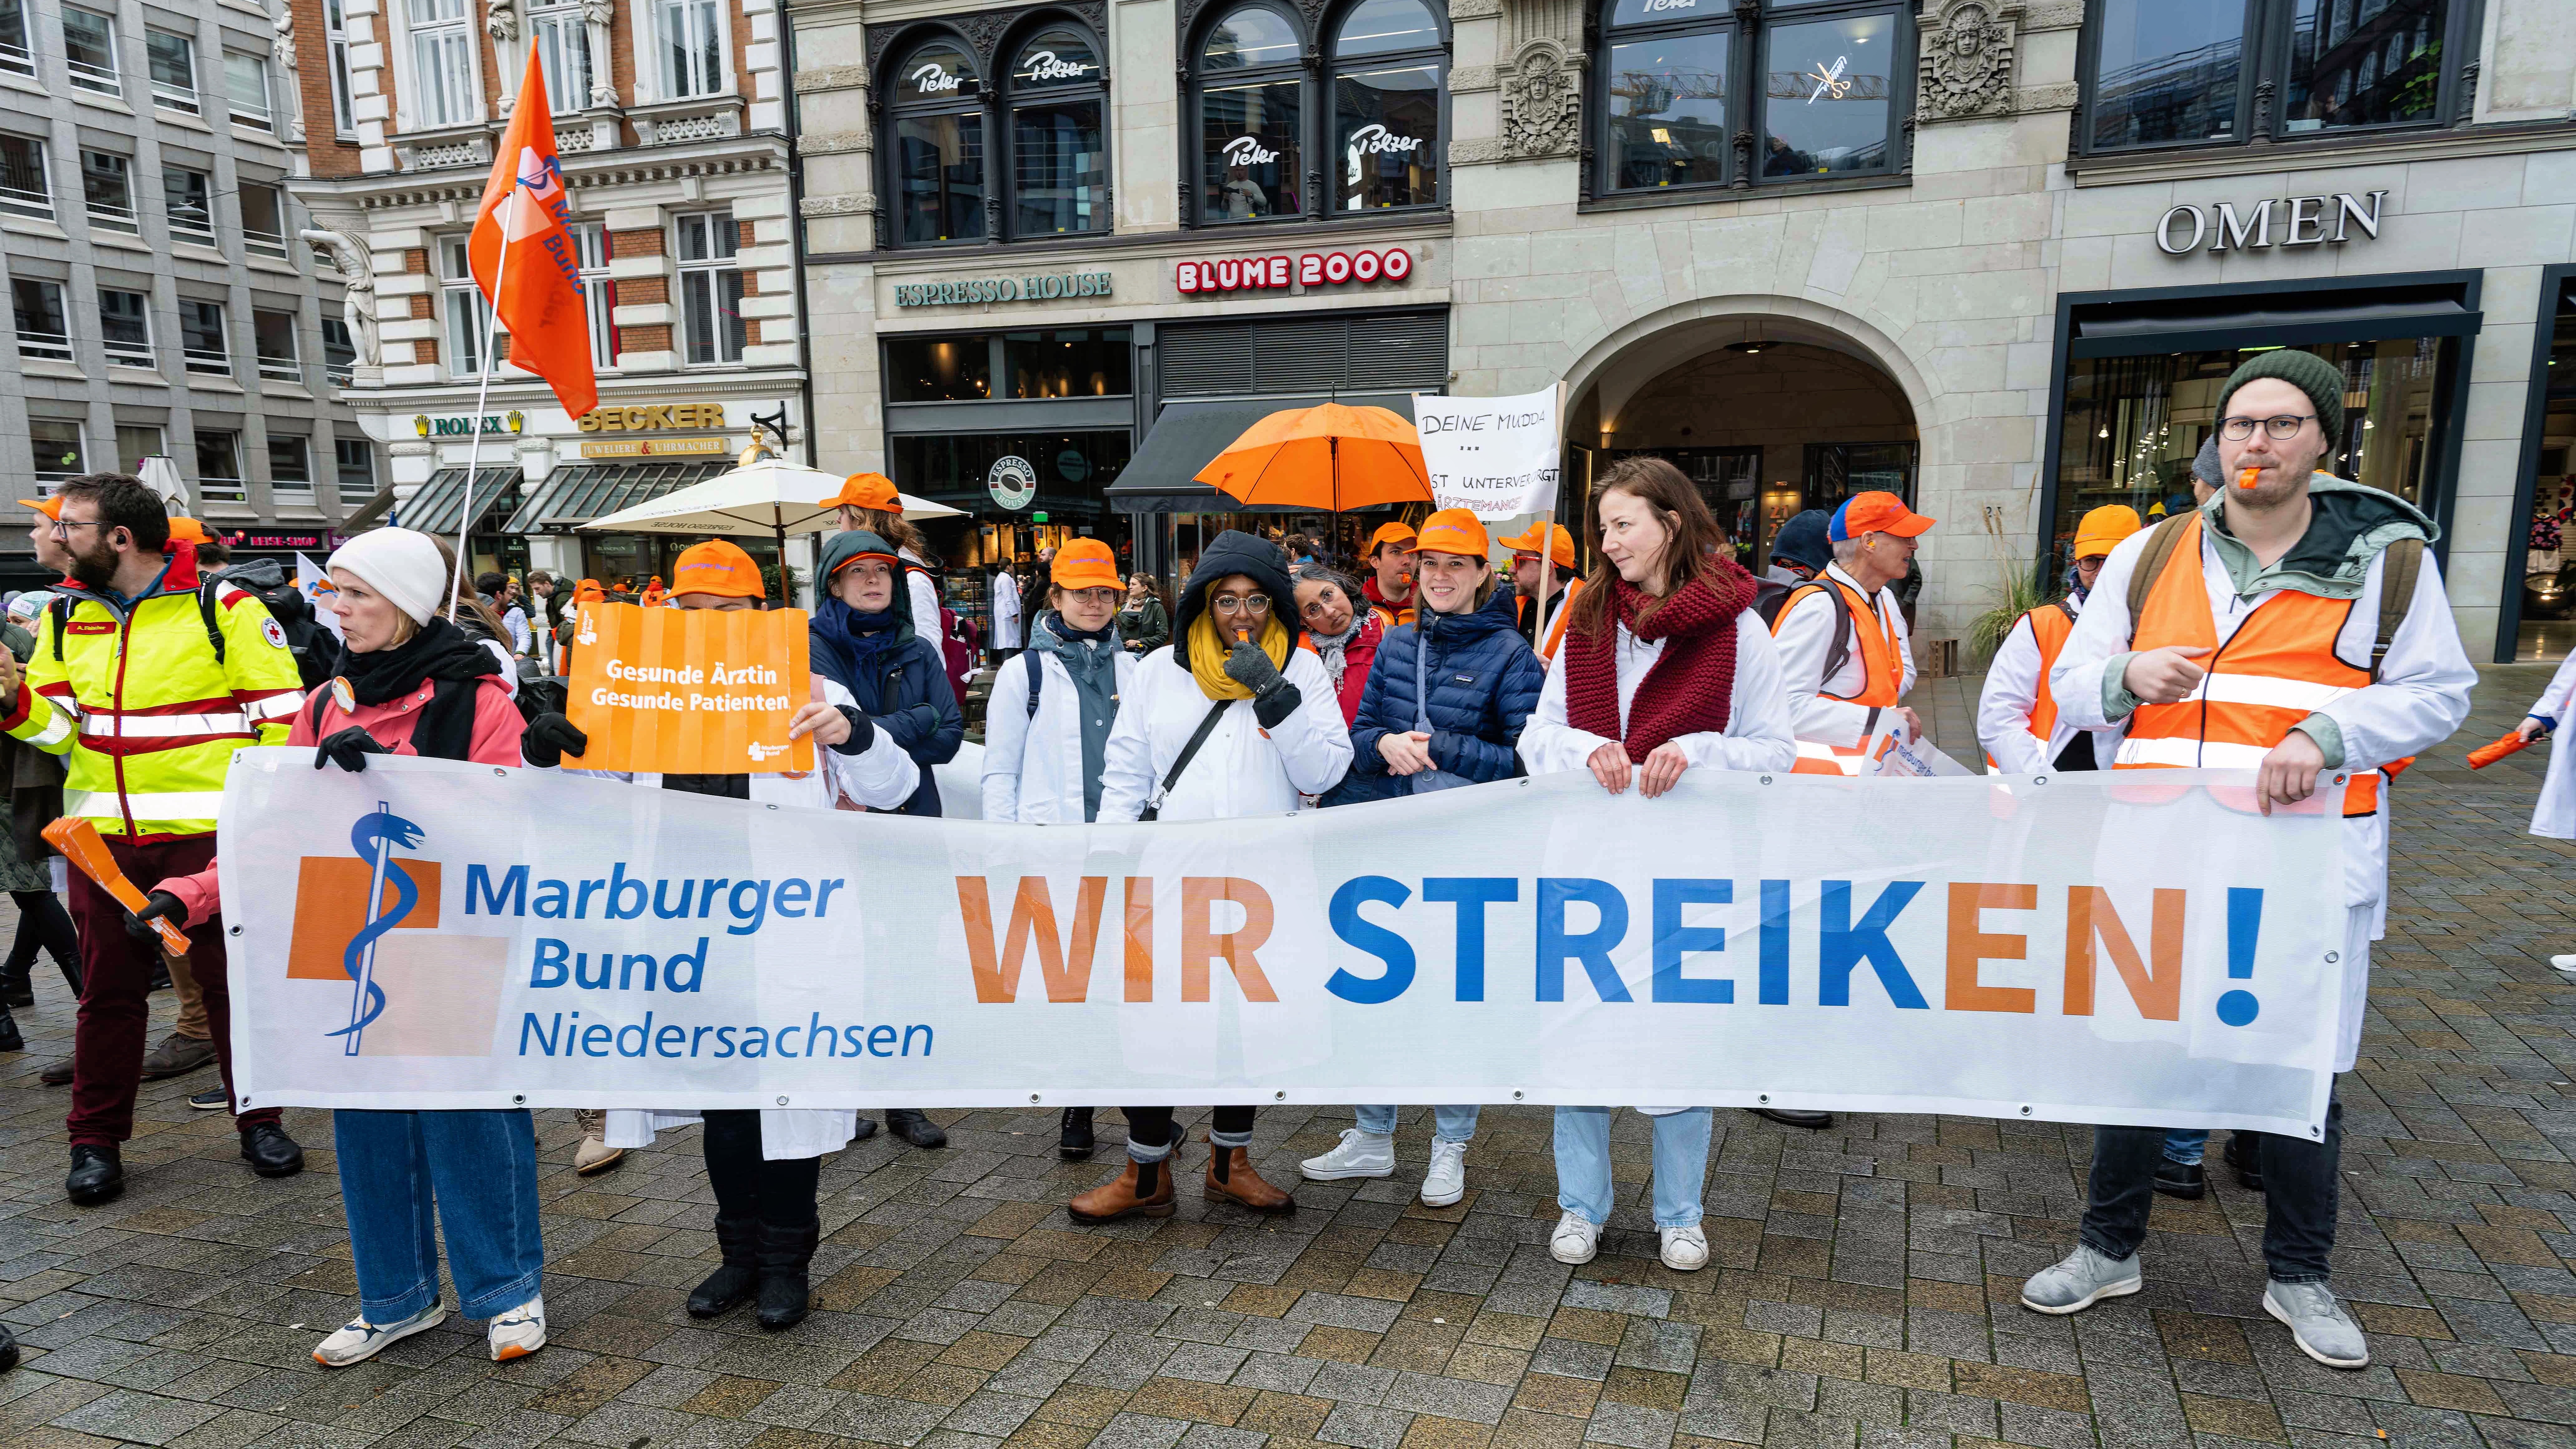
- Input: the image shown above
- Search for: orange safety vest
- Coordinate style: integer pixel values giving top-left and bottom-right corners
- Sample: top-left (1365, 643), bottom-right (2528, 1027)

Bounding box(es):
top-left (1774, 575), bottom-right (1903, 775)
top-left (2112, 514), bottom-right (2380, 816)
top-left (1516, 578), bottom-right (1582, 661)
top-left (1986, 599), bottom-right (2078, 770)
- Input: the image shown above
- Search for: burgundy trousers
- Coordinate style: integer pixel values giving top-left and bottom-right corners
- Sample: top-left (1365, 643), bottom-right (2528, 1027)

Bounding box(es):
top-left (66, 833), bottom-right (279, 1147)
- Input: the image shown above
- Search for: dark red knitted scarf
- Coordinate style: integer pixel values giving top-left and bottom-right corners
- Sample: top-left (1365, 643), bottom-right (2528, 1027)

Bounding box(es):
top-left (1564, 559), bottom-right (1758, 761)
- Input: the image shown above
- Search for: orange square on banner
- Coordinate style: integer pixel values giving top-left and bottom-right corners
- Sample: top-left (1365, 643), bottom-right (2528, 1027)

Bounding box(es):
top-left (562, 602), bottom-right (816, 775)
top-left (287, 858), bottom-right (443, 980)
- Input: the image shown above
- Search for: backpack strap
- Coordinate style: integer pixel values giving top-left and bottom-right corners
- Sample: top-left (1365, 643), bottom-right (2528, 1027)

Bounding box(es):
top-left (2371, 537), bottom-right (2424, 682)
top-left (1819, 579), bottom-right (1852, 685)
top-left (2052, 598), bottom-right (2079, 626)
top-left (1023, 649), bottom-right (1044, 720)
top-left (1139, 700), bottom-right (1231, 822)
top-left (47, 595), bottom-right (64, 663)
top-left (197, 579), bottom-right (227, 665)
top-left (2124, 513), bottom-right (2198, 630)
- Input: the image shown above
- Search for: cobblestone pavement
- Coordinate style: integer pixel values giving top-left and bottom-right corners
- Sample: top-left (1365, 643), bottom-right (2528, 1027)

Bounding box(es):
top-left (5, 666), bottom-right (2576, 1449)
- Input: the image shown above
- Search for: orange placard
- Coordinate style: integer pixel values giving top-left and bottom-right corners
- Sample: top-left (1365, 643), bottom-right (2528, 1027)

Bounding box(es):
top-left (564, 603), bottom-right (816, 774)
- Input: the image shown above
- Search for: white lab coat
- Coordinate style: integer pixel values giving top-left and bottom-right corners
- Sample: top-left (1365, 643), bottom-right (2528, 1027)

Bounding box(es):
top-left (982, 644), bottom-right (1138, 822)
top-left (901, 549), bottom-right (942, 640)
top-left (1976, 596), bottom-right (2119, 775)
top-left (588, 674), bottom-right (920, 1159)
top-left (1518, 610), bottom-right (1797, 1115)
top-left (1771, 563), bottom-right (1915, 748)
top-left (2526, 652), bottom-right (2576, 840)
top-left (1095, 646), bottom-right (1352, 822)
top-left (2050, 523), bottom-right (2476, 1070)
top-left (991, 570), bottom-right (1023, 651)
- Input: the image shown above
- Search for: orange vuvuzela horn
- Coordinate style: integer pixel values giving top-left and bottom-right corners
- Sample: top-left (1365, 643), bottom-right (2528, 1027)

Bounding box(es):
top-left (43, 817), bottom-right (190, 954)
top-left (2467, 730), bottom-right (2542, 770)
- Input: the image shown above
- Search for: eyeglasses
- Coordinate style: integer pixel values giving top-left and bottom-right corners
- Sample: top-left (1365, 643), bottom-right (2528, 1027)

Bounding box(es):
top-left (2218, 414), bottom-right (2316, 442)
top-left (1298, 595), bottom-right (1343, 619)
top-left (1211, 594), bottom-right (1271, 615)
top-left (1066, 587), bottom-right (1119, 605)
top-left (46, 520), bottom-right (107, 539)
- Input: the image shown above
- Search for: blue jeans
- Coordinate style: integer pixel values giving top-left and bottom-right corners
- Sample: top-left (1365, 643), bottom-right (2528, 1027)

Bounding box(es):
top-left (335, 1109), bottom-right (546, 1321)
top-left (1553, 1107), bottom-right (1710, 1229)
top-left (1353, 1105), bottom-right (1478, 1142)
top-left (2164, 1129), bottom-right (2209, 1165)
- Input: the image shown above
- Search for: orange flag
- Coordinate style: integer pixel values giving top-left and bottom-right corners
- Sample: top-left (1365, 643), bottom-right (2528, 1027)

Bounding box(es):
top-left (468, 51), bottom-right (597, 417)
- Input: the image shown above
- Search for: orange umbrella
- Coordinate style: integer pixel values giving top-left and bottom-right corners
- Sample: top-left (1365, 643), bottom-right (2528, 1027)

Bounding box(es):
top-left (1194, 403), bottom-right (1433, 510)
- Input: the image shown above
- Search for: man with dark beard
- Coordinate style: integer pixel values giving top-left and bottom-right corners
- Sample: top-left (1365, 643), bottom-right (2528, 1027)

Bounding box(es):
top-left (0, 473), bottom-right (308, 1205)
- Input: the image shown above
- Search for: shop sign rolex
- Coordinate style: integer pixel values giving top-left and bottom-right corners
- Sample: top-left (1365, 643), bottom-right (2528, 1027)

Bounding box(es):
top-left (2155, 191), bottom-right (2389, 255)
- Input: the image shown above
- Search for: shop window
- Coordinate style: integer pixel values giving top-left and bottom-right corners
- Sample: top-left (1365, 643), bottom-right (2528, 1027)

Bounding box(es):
top-left (0, 0), bottom-right (28, 77)
top-left (532, 0), bottom-right (594, 113)
top-left (886, 335), bottom-right (993, 402)
top-left (61, 6), bottom-right (117, 97)
top-left (890, 430), bottom-right (1133, 526)
top-left (1007, 25), bottom-right (1109, 238)
top-left (1194, 6), bottom-right (1304, 223)
top-left (1802, 441), bottom-right (1917, 513)
top-left (406, 0), bottom-right (479, 129)
top-left (657, 0), bottom-right (725, 99)
top-left (2083, 0), bottom-right (2457, 155)
top-left (886, 37), bottom-right (987, 244)
top-left (0, 134), bottom-right (46, 221)
top-left (336, 437), bottom-right (377, 505)
top-left (1595, 0), bottom-right (1905, 196)
top-left (12, 277), bottom-right (68, 362)
top-left (325, 0), bottom-right (354, 135)
top-left (28, 417), bottom-right (83, 482)
top-left (179, 298), bottom-right (229, 375)
top-left (441, 235), bottom-right (497, 375)
top-left (1189, 0), bottom-right (1447, 225)
top-left (116, 424), bottom-right (163, 471)
top-left (81, 150), bottom-right (135, 236)
top-left (570, 221), bottom-right (617, 369)
top-left (196, 428), bottom-right (245, 504)
top-left (146, 28), bottom-right (198, 114)
top-left (224, 50), bottom-right (274, 131)
top-left (164, 166), bottom-right (215, 246)
top-left (676, 212), bottom-right (744, 366)
top-left (1006, 328), bottom-right (1133, 398)
top-left (100, 287), bottom-right (152, 368)
top-left (1333, 0), bottom-right (1444, 211)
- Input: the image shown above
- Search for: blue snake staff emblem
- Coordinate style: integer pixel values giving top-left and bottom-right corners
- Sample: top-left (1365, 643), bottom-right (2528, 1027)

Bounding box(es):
top-left (332, 805), bottom-right (426, 1056)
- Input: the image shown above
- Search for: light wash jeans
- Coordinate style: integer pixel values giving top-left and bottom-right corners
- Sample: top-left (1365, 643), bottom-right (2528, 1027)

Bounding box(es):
top-left (2164, 1129), bottom-right (2210, 1165)
top-left (1353, 1105), bottom-right (1479, 1143)
top-left (335, 1108), bottom-right (546, 1321)
top-left (1553, 1106), bottom-right (1710, 1229)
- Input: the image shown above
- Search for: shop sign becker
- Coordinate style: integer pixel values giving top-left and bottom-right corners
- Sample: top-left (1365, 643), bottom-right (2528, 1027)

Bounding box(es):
top-left (1175, 247), bottom-right (1414, 296)
top-left (2155, 190), bottom-right (2388, 255)
top-left (576, 402), bottom-right (729, 432)
top-left (581, 438), bottom-right (732, 458)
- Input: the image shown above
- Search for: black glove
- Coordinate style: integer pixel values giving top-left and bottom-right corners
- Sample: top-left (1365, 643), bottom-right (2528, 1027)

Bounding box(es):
top-left (1221, 636), bottom-right (1284, 695)
top-left (125, 890), bottom-right (184, 944)
top-left (521, 712), bottom-right (589, 768)
top-left (1251, 678), bottom-right (1302, 730)
top-left (314, 726), bottom-right (390, 773)
top-left (828, 705), bottom-right (876, 755)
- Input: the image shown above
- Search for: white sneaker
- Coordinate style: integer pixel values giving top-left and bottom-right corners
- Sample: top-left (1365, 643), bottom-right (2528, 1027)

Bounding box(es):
top-left (2552, 954), bottom-right (2576, 974)
top-left (1420, 1139), bottom-right (1468, 1207)
top-left (1550, 1211), bottom-right (1600, 1265)
top-left (313, 1301), bottom-right (446, 1367)
top-left (1659, 1224), bottom-right (1709, 1271)
top-left (1301, 1128), bottom-right (1395, 1182)
top-left (487, 1294), bottom-right (546, 1361)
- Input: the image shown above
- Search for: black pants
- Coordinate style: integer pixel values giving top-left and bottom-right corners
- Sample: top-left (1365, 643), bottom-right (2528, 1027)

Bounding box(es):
top-left (1120, 1106), bottom-right (1255, 1163)
top-left (2080, 1092), bottom-right (2343, 1283)
top-left (701, 1110), bottom-right (820, 1228)
top-left (7, 889), bottom-right (79, 992)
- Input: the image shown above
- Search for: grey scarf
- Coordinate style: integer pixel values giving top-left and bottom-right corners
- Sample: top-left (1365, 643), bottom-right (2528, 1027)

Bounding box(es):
top-left (1311, 612), bottom-right (1366, 683)
top-left (1033, 609), bottom-right (1122, 820)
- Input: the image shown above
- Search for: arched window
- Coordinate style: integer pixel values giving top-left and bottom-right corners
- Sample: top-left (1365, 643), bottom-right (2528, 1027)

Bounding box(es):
top-left (1194, 5), bottom-right (1304, 224)
top-left (1007, 25), bottom-right (1109, 237)
top-left (887, 37), bottom-right (986, 244)
top-left (1331, 0), bottom-right (1442, 211)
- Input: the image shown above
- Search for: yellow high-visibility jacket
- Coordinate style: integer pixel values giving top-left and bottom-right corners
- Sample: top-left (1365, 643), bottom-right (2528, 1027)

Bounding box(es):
top-left (3, 568), bottom-right (305, 840)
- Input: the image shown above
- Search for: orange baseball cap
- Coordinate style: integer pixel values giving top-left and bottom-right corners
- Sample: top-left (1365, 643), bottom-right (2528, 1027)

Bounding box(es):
top-left (670, 540), bottom-right (766, 599)
top-left (165, 517), bottom-right (215, 545)
top-left (1498, 521), bottom-right (1574, 568)
top-left (573, 578), bottom-right (606, 602)
top-left (830, 472), bottom-right (900, 512)
top-left (1412, 509), bottom-right (1490, 559)
top-left (1051, 537), bottom-right (1122, 592)
top-left (1366, 522), bottom-right (1417, 556)
top-left (1828, 491), bottom-right (1934, 541)
top-left (18, 496), bottom-right (60, 520)
top-left (2073, 504), bottom-right (2143, 559)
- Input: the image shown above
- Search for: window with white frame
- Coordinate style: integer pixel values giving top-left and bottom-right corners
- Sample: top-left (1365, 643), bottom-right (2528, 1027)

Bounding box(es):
top-left (570, 221), bottom-right (617, 369)
top-left (196, 428), bottom-right (245, 503)
top-left (532, 0), bottom-right (593, 112)
top-left (335, 437), bottom-right (376, 504)
top-left (99, 287), bottom-right (151, 367)
top-left (657, 0), bottom-right (724, 99)
top-left (115, 424), bottom-right (163, 471)
top-left (146, 28), bottom-right (198, 113)
top-left (268, 435), bottom-right (313, 499)
top-left (676, 212), bottom-right (744, 366)
top-left (321, 316), bottom-right (355, 382)
top-left (407, 0), bottom-right (478, 129)
top-left (0, 133), bottom-right (46, 220)
top-left (441, 234), bottom-right (497, 374)
top-left (180, 297), bottom-right (230, 375)
top-left (80, 149), bottom-right (135, 235)
top-left (325, 0), bottom-right (355, 136)
top-left (240, 181), bottom-right (289, 258)
top-left (29, 418), bottom-right (85, 483)
top-left (61, 6), bottom-right (118, 96)
top-left (253, 309), bottom-right (299, 382)
top-left (11, 278), bottom-right (68, 362)
top-left (224, 50), bottom-right (274, 131)
top-left (0, 0), bottom-right (32, 77)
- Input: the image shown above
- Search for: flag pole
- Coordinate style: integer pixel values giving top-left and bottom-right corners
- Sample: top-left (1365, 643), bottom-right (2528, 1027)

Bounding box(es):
top-left (449, 220), bottom-right (513, 620)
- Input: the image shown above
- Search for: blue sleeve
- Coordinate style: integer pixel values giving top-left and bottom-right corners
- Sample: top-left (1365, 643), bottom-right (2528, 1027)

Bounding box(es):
top-left (1347, 630), bottom-right (1405, 775)
top-left (879, 646), bottom-right (964, 765)
top-left (1428, 640), bottom-right (1544, 783)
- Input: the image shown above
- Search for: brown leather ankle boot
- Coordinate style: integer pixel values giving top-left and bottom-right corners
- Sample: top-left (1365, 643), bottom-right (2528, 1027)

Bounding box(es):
top-left (1068, 1156), bottom-right (1174, 1222)
top-left (1204, 1138), bottom-right (1295, 1212)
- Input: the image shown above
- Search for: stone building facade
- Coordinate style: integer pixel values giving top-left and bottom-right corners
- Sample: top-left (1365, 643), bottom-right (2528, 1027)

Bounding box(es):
top-left (283, 0), bottom-right (810, 587)
top-left (0, 0), bottom-right (366, 588)
top-left (791, 0), bottom-right (2576, 664)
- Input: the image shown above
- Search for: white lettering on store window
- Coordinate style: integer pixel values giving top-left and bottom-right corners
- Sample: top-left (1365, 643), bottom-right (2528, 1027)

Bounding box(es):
top-left (1020, 50), bottom-right (1091, 81)
top-left (1222, 135), bottom-right (1281, 166)
top-left (1175, 248), bottom-right (1413, 295)
top-left (1345, 124), bottom-right (1424, 156)
top-left (912, 62), bottom-right (962, 93)
top-left (1639, 0), bottom-right (1698, 12)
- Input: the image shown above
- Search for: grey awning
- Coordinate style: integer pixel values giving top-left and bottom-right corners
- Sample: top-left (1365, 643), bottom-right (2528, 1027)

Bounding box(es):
top-left (500, 461), bottom-right (730, 534)
top-left (1105, 394), bottom-right (1418, 515)
top-left (2066, 279), bottom-right (2481, 358)
top-left (394, 467), bottom-right (523, 536)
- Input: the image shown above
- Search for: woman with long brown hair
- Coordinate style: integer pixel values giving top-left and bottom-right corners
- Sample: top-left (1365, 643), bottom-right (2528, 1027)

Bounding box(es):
top-left (1515, 456), bottom-right (1795, 1274)
top-left (829, 473), bottom-right (943, 626)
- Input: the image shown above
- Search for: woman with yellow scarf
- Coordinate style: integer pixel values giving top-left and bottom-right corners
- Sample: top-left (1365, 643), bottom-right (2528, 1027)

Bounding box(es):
top-left (1077, 529), bottom-right (1354, 1222)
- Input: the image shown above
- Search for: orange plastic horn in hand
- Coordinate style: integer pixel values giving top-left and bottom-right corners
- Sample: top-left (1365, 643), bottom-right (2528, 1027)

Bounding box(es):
top-left (2467, 730), bottom-right (2541, 770)
top-left (42, 817), bottom-right (190, 954)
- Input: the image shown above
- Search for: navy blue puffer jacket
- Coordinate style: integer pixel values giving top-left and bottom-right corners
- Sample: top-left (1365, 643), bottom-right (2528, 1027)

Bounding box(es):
top-left (1344, 586), bottom-right (1545, 796)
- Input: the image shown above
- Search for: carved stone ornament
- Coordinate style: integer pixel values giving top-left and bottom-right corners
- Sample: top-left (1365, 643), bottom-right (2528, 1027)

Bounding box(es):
top-left (271, 7), bottom-right (296, 69)
top-left (298, 228), bottom-right (380, 367)
top-left (1500, 43), bottom-right (1578, 160)
top-left (582, 0), bottom-right (613, 23)
top-left (1917, 0), bottom-right (2019, 123)
top-left (486, 0), bottom-right (520, 43)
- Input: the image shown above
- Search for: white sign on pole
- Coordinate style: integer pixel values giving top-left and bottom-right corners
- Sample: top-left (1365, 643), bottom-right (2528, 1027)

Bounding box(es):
top-left (1414, 387), bottom-right (1563, 521)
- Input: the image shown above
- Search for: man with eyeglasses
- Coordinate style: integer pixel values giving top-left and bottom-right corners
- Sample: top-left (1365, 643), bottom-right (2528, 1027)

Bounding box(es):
top-left (0, 473), bottom-right (310, 1205)
top-left (2027, 349), bottom-right (2475, 1370)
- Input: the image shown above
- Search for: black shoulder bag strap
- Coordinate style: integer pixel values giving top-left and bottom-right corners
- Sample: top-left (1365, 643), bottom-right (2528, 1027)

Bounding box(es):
top-left (1139, 699), bottom-right (1232, 822)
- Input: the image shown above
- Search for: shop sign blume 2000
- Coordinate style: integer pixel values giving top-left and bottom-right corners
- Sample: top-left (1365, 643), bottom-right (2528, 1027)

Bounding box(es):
top-left (1176, 247), bottom-right (1414, 296)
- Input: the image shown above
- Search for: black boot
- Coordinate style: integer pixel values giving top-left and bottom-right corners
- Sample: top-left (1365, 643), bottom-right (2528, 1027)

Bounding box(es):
top-left (0, 1320), bottom-right (17, 1371)
top-left (754, 1220), bottom-right (820, 1331)
top-left (687, 1215), bottom-right (759, 1318)
top-left (66, 1144), bottom-right (122, 1205)
top-left (885, 1108), bottom-right (947, 1149)
top-left (0, 1003), bottom-right (21, 1053)
top-left (1749, 1109), bottom-right (1835, 1130)
top-left (1059, 1107), bottom-right (1095, 1159)
top-left (0, 960), bottom-right (31, 1007)
top-left (240, 1123), bottom-right (305, 1178)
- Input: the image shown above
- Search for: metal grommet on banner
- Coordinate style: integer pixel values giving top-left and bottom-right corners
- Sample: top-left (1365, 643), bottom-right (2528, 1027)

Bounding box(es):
top-left (2333, 773), bottom-right (2347, 787)
top-left (2325, 951), bottom-right (2339, 964)
top-left (512, 1094), bottom-right (525, 1105)
top-left (1511, 1090), bottom-right (1524, 1101)
top-left (228, 925), bottom-right (242, 936)
top-left (1759, 776), bottom-right (1773, 785)
top-left (2019, 1105), bottom-right (2032, 1116)
top-left (493, 768), bottom-right (507, 777)
top-left (2033, 776), bottom-right (2048, 787)
top-left (1757, 1093), bottom-right (1772, 1104)
top-left (777, 1096), bottom-right (789, 1106)
top-left (238, 1097), bottom-right (250, 1108)
top-left (1029, 1094), bottom-right (1042, 1105)
top-left (1273, 1090), bottom-right (1286, 1102)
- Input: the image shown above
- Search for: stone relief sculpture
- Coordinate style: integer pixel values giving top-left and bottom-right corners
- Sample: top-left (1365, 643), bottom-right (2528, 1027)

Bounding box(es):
top-left (299, 228), bottom-right (381, 367)
top-left (487, 0), bottom-right (520, 42)
top-left (1918, 0), bottom-right (2019, 122)
top-left (1502, 44), bottom-right (1578, 159)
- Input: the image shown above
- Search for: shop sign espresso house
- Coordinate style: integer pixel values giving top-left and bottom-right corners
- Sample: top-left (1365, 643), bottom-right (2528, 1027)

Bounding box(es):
top-left (1177, 247), bottom-right (1415, 296)
top-left (894, 272), bottom-right (1114, 308)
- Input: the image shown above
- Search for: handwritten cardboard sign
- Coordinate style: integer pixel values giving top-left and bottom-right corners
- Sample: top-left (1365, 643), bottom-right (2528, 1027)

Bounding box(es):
top-left (564, 603), bottom-right (814, 775)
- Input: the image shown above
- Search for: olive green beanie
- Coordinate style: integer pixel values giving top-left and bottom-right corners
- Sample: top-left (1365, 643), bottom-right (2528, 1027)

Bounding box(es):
top-left (2217, 349), bottom-right (2346, 443)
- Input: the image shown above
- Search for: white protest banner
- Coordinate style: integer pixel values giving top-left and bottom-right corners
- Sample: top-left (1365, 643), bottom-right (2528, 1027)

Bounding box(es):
top-left (225, 751), bottom-right (2347, 1136)
top-left (1414, 386), bottom-right (1563, 521)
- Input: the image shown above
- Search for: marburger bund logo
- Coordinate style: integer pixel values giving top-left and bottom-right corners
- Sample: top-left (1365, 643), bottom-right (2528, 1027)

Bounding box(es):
top-left (1346, 124), bottom-right (1424, 156)
top-left (747, 741), bottom-right (793, 763)
top-left (1020, 50), bottom-right (1090, 81)
top-left (912, 62), bottom-right (963, 93)
top-left (1223, 135), bottom-right (1280, 166)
